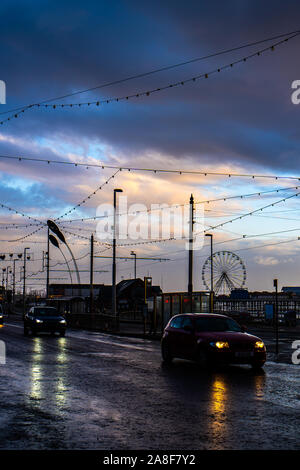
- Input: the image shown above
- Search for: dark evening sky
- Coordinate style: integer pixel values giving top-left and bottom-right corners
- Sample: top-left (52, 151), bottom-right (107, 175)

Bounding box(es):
top-left (1, 1), bottom-right (300, 292)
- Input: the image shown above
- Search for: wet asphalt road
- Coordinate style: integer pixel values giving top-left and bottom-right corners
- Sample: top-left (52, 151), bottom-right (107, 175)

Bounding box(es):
top-left (0, 321), bottom-right (299, 450)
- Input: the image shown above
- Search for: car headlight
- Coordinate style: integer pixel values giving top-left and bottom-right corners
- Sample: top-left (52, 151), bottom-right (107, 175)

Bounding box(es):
top-left (210, 341), bottom-right (230, 349)
top-left (35, 319), bottom-right (43, 323)
top-left (59, 319), bottom-right (66, 324)
top-left (254, 341), bottom-right (265, 350)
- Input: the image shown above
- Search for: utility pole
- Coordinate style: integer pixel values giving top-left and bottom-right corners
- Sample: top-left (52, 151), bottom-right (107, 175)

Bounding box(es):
top-left (90, 234), bottom-right (94, 316)
top-left (6, 266), bottom-right (11, 292)
top-left (274, 278), bottom-right (279, 355)
top-left (131, 251), bottom-right (137, 279)
top-left (205, 233), bottom-right (214, 312)
top-left (13, 260), bottom-right (16, 304)
top-left (188, 194), bottom-right (194, 312)
top-left (23, 247), bottom-right (30, 317)
top-left (46, 227), bottom-right (50, 299)
top-left (144, 277), bottom-right (152, 335)
top-left (11, 253), bottom-right (22, 305)
top-left (112, 189), bottom-right (123, 327)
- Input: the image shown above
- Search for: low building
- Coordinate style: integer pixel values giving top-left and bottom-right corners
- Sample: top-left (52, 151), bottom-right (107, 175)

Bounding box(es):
top-left (97, 278), bottom-right (162, 312)
top-left (49, 283), bottom-right (104, 298)
top-left (48, 283), bottom-right (105, 314)
top-left (214, 289), bottom-right (300, 323)
top-left (48, 279), bottom-right (162, 314)
top-left (282, 286), bottom-right (300, 295)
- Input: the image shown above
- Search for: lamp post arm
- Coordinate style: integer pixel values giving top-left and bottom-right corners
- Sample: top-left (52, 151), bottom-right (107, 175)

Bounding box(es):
top-left (64, 242), bottom-right (81, 286)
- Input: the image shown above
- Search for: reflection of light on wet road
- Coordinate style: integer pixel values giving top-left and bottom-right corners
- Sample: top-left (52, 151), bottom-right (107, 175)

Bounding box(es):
top-left (209, 375), bottom-right (228, 438)
top-left (56, 338), bottom-right (67, 364)
top-left (30, 338), bottom-right (43, 400)
top-left (29, 337), bottom-right (68, 408)
top-left (211, 377), bottom-right (227, 414)
top-left (254, 373), bottom-right (265, 401)
top-left (54, 338), bottom-right (68, 407)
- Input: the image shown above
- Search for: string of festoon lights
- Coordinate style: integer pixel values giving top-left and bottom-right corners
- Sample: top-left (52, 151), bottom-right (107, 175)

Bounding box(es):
top-left (3, 194), bottom-right (300, 247)
top-left (60, 185), bottom-right (300, 223)
top-left (0, 31), bottom-right (299, 126)
top-left (0, 185), bottom-right (298, 232)
top-left (1, 176), bottom-right (299, 244)
top-left (114, 190), bottom-right (300, 246)
top-left (1, 29), bottom-right (297, 119)
top-left (0, 202), bottom-right (45, 225)
top-left (199, 190), bottom-right (300, 234)
top-left (0, 169), bottom-right (120, 229)
top-left (0, 224), bottom-right (112, 245)
top-left (54, 169), bottom-right (120, 221)
top-left (1, 154), bottom-right (300, 181)
top-left (0, 169), bottom-right (120, 243)
top-left (1, 191), bottom-right (299, 247)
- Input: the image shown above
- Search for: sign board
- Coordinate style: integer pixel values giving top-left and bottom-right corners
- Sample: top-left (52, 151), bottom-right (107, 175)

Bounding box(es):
top-left (265, 303), bottom-right (274, 321)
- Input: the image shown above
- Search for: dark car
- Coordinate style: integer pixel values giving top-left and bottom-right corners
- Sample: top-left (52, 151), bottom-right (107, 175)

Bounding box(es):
top-left (24, 306), bottom-right (67, 336)
top-left (161, 313), bottom-right (266, 369)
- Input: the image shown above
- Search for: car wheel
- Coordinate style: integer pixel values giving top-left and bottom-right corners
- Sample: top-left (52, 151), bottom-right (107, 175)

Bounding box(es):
top-left (59, 331), bottom-right (65, 337)
top-left (24, 326), bottom-right (29, 336)
top-left (31, 329), bottom-right (37, 336)
top-left (161, 341), bottom-right (173, 364)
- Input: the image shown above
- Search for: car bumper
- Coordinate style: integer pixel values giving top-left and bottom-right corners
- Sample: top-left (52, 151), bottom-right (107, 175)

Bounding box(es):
top-left (27, 323), bottom-right (66, 333)
top-left (208, 349), bottom-right (266, 365)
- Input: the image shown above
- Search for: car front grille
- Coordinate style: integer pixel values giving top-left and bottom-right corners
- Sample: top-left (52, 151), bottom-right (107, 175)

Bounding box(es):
top-left (230, 342), bottom-right (254, 352)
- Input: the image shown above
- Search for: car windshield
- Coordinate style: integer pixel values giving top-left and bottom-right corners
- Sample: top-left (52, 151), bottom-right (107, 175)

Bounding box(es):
top-left (195, 317), bottom-right (242, 332)
top-left (32, 308), bottom-right (60, 317)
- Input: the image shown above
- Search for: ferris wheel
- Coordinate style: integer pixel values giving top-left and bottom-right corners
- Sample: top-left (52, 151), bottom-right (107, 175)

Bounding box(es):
top-left (202, 251), bottom-right (247, 295)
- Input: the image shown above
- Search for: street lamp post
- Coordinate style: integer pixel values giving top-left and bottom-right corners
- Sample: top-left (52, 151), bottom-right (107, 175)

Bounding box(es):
top-left (187, 194), bottom-right (195, 313)
top-left (2, 268), bottom-right (6, 290)
top-left (11, 254), bottom-right (24, 304)
top-left (205, 233), bottom-right (214, 313)
top-left (274, 278), bottom-right (279, 355)
top-left (90, 234), bottom-right (94, 316)
top-left (47, 220), bottom-right (80, 297)
top-left (23, 247), bottom-right (30, 317)
top-left (13, 259), bottom-right (16, 304)
top-left (131, 251), bottom-right (137, 279)
top-left (46, 227), bottom-right (50, 298)
top-left (112, 189), bottom-right (123, 325)
top-left (6, 266), bottom-right (11, 293)
top-left (188, 194), bottom-right (194, 296)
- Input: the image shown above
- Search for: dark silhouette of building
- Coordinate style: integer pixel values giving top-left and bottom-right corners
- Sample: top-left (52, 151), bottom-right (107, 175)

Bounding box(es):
top-left (98, 278), bottom-right (162, 312)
